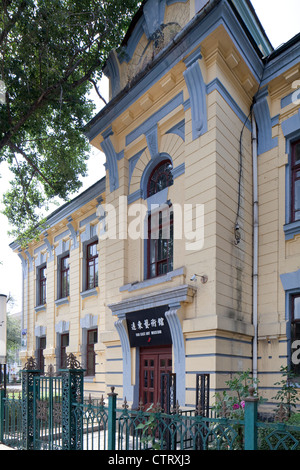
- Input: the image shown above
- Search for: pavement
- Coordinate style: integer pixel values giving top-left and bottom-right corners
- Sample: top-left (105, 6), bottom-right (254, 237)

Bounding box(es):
top-left (0, 443), bottom-right (15, 450)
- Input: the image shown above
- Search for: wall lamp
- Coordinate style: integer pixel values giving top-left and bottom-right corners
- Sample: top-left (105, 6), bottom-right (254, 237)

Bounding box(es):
top-left (190, 274), bottom-right (208, 284)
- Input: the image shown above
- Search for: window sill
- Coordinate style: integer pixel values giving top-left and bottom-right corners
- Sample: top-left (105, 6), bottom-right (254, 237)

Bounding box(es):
top-left (120, 267), bottom-right (185, 292)
top-left (284, 221), bottom-right (300, 240)
top-left (84, 376), bottom-right (96, 382)
top-left (80, 287), bottom-right (99, 299)
top-left (35, 304), bottom-right (46, 313)
top-left (55, 297), bottom-right (69, 307)
top-left (290, 377), bottom-right (300, 388)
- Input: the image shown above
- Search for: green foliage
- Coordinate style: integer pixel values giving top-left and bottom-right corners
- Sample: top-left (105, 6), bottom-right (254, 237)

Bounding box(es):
top-left (6, 313), bottom-right (21, 365)
top-left (211, 370), bottom-right (265, 450)
top-left (0, 0), bottom-right (141, 244)
top-left (212, 370), bottom-right (264, 419)
top-left (272, 366), bottom-right (300, 419)
top-left (287, 413), bottom-right (300, 425)
top-left (136, 405), bottom-right (163, 450)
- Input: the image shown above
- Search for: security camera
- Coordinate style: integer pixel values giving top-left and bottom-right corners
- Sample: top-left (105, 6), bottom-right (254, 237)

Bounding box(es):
top-left (190, 274), bottom-right (208, 283)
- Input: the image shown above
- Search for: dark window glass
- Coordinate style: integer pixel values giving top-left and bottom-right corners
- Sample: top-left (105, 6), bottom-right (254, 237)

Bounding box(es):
top-left (291, 140), bottom-right (300, 222)
top-left (60, 255), bottom-right (70, 298)
top-left (147, 160), bottom-right (173, 198)
top-left (146, 160), bottom-right (173, 279)
top-left (291, 295), bottom-right (300, 376)
top-left (86, 328), bottom-right (97, 376)
top-left (37, 336), bottom-right (46, 374)
top-left (148, 209), bottom-right (173, 279)
top-left (87, 242), bottom-right (98, 290)
top-left (39, 265), bottom-right (46, 305)
top-left (60, 333), bottom-right (69, 369)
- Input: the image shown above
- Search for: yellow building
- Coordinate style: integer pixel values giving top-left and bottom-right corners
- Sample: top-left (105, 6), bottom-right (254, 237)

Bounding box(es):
top-left (10, 0), bottom-right (300, 412)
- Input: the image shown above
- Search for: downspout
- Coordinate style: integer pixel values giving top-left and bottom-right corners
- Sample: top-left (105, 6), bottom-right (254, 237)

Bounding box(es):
top-left (252, 112), bottom-right (258, 384)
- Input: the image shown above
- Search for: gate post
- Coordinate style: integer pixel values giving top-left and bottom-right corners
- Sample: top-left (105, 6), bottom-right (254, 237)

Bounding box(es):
top-left (0, 364), bottom-right (7, 397)
top-left (61, 354), bottom-right (84, 450)
top-left (196, 373), bottom-right (210, 417)
top-left (21, 357), bottom-right (41, 450)
top-left (108, 387), bottom-right (117, 450)
top-left (0, 386), bottom-right (5, 442)
top-left (244, 387), bottom-right (259, 450)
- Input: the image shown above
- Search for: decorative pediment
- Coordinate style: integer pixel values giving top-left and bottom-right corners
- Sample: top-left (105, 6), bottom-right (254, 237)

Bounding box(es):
top-left (104, 0), bottom-right (190, 98)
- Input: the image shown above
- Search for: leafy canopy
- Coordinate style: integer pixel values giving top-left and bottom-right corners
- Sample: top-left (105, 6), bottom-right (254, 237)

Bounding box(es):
top-left (0, 0), bottom-right (140, 245)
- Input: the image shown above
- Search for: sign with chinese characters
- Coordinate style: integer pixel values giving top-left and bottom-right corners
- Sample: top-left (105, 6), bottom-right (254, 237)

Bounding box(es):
top-left (126, 306), bottom-right (171, 347)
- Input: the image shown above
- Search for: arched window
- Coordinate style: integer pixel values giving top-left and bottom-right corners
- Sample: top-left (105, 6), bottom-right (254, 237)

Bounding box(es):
top-left (147, 159), bottom-right (173, 198)
top-left (147, 160), bottom-right (173, 279)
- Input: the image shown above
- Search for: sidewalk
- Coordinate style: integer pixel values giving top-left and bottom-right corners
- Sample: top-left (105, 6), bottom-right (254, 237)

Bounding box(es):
top-left (0, 443), bottom-right (15, 450)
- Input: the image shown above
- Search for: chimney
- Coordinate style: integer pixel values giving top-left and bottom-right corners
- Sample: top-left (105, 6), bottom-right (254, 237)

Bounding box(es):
top-left (0, 294), bottom-right (7, 364)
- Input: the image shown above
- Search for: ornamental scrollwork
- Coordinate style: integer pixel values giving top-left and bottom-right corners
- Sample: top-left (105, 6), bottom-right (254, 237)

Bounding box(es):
top-left (53, 402), bottom-right (62, 424)
top-left (65, 353), bottom-right (81, 370)
top-left (36, 400), bottom-right (48, 421)
top-left (24, 356), bottom-right (37, 370)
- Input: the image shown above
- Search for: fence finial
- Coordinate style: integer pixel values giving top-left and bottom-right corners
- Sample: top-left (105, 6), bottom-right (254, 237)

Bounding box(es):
top-left (275, 403), bottom-right (288, 423)
top-left (24, 356), bottom-right (37, 370)
top-left (46, 364), bottom-right (55, 377)
top-left (154, 402), bottom-right (162, 413)
top-left (66, 353), bottom-right (81, 369)
top-left (138, 400), bottom-right (144, 411)
top-left (172, 400), bottom-right (181, 414)
top-left (108, 386), bottom-right (117, 397)
top-left (196, 400), bottom-right (202, 416)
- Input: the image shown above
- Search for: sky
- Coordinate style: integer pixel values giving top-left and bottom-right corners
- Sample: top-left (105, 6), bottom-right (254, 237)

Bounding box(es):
top-left (251, 0), bottom-right (299, 49)
top-left (0, 0), bottom-right (299, 313)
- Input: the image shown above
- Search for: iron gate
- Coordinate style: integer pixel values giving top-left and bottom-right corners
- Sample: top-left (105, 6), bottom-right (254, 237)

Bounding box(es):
top-left (20, 355), bottom-right (84, 450)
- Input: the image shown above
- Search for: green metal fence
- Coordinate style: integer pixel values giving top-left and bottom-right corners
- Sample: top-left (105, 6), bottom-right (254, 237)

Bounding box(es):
top-left (72, 394), bottom-right (246, 451)
top-left (71, 388), bottom-right (300, 451)
top-left (1, 357), bottom-right (300, 451)
top-left (0, 389), bottom-right (23, 449)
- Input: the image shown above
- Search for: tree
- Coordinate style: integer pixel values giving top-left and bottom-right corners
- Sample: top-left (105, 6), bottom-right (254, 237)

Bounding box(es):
top-left (0, 0), bottom-right (140, 245)
top-left (5, 295), bottom-right (21, 367)
top-left (6, 312), bottom-right (21, 366)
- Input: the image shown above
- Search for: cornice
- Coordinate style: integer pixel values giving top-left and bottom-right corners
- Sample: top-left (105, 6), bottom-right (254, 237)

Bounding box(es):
top-left (108, 284), bottom-right (197, 318)
top-left (9, 177), bottom-right (106, 252)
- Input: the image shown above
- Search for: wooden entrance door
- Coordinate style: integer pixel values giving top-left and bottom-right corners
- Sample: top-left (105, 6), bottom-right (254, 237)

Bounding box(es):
top-left (139, 345), bottom-right (172, 410)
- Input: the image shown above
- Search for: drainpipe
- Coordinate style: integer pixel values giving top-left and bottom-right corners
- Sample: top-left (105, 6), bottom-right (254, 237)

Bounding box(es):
top-left (252, 112), bottom-right (258, 384)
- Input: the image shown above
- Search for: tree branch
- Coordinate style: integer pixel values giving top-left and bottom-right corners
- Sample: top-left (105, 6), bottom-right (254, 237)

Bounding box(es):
top-left (88, 78), bottom-right (107, 105)
top-left (8, 141), bottom-right (56, 192)
top-left (0, 0), bottom-right (28, 47)
top-left (12, 153), bottom-right (36, 218)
